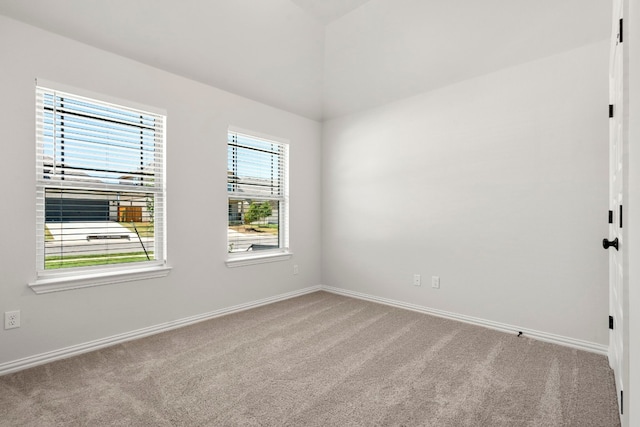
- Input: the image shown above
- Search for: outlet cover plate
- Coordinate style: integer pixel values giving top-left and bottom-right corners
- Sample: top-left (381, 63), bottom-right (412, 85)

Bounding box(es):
top-left (5, 310), bottom-right (20, 329)
top-left (432, 276), bottom-right (440, 289)
top-left (413, 274), bottom-right (421, 286)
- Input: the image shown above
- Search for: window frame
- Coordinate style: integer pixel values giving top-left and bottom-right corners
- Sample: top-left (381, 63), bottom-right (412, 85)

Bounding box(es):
top-left (30, 80), bottom-right (170, 293)
top-left (225, 127), bottom-right (291, 267)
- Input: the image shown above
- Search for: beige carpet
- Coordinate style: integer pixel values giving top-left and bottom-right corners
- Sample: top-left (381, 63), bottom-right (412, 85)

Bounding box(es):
top-left (0, 291), bottom-right (620, 426)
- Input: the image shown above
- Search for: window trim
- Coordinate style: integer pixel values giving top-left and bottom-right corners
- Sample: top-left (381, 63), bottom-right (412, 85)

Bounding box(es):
top-left (225, 251), bottom-right (293, 268)
top-left (29, 265), bottom-right (172, 294)
top-left (226, 127), bottom-right (290, 266)
top-left (31, 79), bottom-right (169, 293)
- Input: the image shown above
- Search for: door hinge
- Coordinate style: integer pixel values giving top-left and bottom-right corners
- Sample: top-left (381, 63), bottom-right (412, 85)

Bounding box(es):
top-left (609, 210), bottom-right (613, 224)
top-left (609, 315), bottom-right (614, 330)
top-left (620, 19), bottom-right (624, 43)
top-left (621, 390), bottom-right (624, 414)
top-left (609, 104), bottom-right (614, 118)
top-left (620, 205), bottom-right (623, 228)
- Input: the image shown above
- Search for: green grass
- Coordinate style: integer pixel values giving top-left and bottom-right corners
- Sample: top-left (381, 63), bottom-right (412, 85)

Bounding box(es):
top-left (229, 224), bottom-right (278, 235)
top-left (257, 224), bottom-right (278, 230)
top-left (120, 222), bottom-right (154, 238)
top-left (45, 226), bottom-right (54, 242)
top-left (45, 251), bottom-right (154, 269)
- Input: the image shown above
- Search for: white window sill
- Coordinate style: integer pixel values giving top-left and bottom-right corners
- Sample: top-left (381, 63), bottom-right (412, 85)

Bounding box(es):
top-left (29, 265), bottom-right (172, 294)
top-left (226, 251), bottom-right (292, 268)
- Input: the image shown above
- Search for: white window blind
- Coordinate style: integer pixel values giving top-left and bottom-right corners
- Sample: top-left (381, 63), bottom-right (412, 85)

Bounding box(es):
top-left (227, 131), bottom-right (288, 254)
top-left (35, 85), bottom-right (166, 272)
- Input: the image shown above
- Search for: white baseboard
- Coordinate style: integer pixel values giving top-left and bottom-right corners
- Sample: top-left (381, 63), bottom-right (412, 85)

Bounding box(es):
top-left (0, 284), bottom-right (607, 376)
top-left (0, 285), bottom-right (322, 376)
top-left (320, 285), bottom-right (608, 356)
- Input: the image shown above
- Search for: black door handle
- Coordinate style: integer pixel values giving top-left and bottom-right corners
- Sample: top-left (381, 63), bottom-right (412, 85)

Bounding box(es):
top-left (603, 237), bottom-right (619, 251)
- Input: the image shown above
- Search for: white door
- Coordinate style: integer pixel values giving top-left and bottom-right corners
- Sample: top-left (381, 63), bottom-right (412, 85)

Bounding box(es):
top-left (608, 0), bottom-right (625, 416)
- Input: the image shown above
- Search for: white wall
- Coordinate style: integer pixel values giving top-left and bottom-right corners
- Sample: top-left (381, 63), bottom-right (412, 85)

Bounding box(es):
top-left (322, 0), bottom-right (610, 119)
top-left (0, 16), bottom-right (322, 365)
top-left (322, 41), bottom-right (610, 346)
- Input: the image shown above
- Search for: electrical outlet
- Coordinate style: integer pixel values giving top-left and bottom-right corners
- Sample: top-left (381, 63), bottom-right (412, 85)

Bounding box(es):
top-left (413, 274), bottom-right (421, 286)
top-left (432, 276), bottom-right (440, 289)
top-left (293, 265), bottom-right (299, 275)
top-left (5, 310), bottom-right (20, 330)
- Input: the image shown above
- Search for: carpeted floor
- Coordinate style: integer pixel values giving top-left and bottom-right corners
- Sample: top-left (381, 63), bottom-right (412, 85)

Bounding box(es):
top-left (0, 291), bottom-right (621, 426)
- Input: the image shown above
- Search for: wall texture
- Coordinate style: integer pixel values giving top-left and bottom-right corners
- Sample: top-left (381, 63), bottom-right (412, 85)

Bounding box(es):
top-left (322, 41), bottom-right (610, 346)
top-left (0, 16), bottom-right (322, 365)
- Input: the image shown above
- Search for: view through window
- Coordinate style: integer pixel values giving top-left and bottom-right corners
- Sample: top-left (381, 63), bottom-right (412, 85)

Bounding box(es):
top-left (227, 130), bottom-right (288, 255)
top-left (36, 85), bottom-right (166, 271)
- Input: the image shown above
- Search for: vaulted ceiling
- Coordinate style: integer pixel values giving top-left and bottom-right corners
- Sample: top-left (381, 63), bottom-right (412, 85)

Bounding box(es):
top-left (0, 0), bottom-right (611, 120)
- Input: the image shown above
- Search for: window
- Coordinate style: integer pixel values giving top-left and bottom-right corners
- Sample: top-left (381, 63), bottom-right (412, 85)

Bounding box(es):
top-left (32, 81), bottom-right (168, 293)
top-left (227, 129), bottom-right (290, 265)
